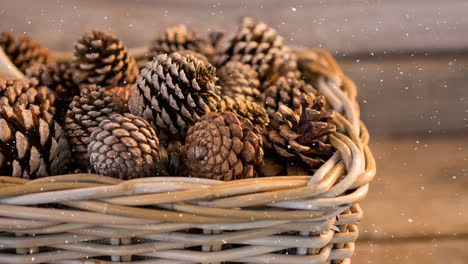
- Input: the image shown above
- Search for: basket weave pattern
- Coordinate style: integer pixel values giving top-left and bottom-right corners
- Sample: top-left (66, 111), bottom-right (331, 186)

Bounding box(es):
top-left (0, 49), bottom-right (376, 264)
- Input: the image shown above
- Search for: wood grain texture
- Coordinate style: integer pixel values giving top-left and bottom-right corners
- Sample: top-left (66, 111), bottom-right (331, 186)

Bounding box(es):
top-left (0, 0), bottom-right (467, 55)
top-left (340, 54), bottom-right (468, 136)
top-left (354, 239), bottom-right (468, 264)
top-left (359, 134), bottom-right (468, 240)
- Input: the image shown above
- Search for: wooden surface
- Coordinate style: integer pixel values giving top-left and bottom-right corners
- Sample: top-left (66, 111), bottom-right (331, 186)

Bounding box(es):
top-left (1, 0), bottom-right (468, 55)
top-left (353, 134), bottom-right (468, 263)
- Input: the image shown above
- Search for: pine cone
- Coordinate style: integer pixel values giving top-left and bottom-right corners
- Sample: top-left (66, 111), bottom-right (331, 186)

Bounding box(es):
top-left (0, 32), bottom-right (54, 72)
top-left (218, 96), bottom-right (269, 132)
top-left (263, 75), bottom-right (317, 120)
top-left (106, 85), bottom-right (133, 113)
top-left (212, 17), bottom-right (298, 85)
top-left (128, 52), bottom-right (221, 137)
top-left (88, 113), bottom-right (159, 179)
top-left (25, 62), bottom-right (80, 121)
top-left (217, 61), bottom-right (261, 102)
top-left (0, 78), bottom-right (56, 116)
top-left (0, 105), bottom-right (71, 178)
top-left (157, 140), bottom-right (188, 176)
top-left (266, 94), bottom-right (336, 169)
top-left (72, 29), bottom-right (139, 89)
top-left (147, 25), bottom-right (214, 60)
top-left (65, 84), bottom-right (118, 170)
top-left (184, 112), bottom-right (264, 181)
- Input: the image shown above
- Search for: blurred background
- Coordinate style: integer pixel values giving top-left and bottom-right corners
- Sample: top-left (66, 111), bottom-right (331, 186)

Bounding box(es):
top-left (1, 0), bottom-right (467, 263)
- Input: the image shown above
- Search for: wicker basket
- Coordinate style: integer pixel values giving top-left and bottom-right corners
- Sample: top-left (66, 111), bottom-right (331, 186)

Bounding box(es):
top-left (0, 48), bottom-right (376, 264)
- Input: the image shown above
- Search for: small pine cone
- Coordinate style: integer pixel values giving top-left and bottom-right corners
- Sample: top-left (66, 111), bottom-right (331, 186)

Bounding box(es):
top-left (217, 61), bottom-right (261, 102)
top-left (25, 62), bottom-right (80, 121)
top-left (266, 94), bottom-right (336, 169)
top-left (184, 112), bottom-right (264, 181)
top-left (88, 113), bottom-right (159, 179)
top-left (263, 75), bottom-right (317, 120)
top-left (72, 29), bottom-right (139, 89)
top-left (0, 32), bottom-right (54, 72)
top-left (107, 85), bottom-right (133, 113)
top-left (157, 140), bottom-right (189, 176)
top-left (0, 78), bottom-right (56, 116)
top-left (218, 96), bottom-right (269, 132)
top-left (147, 25), bottom-right (214, 60)
top-left (129, 52), bottom-right (221, 137)
top-left (212, 17), bottom-right (298, 84)
top-left (0, 105), bottom-right (71, 178)
top-left (65, 85), bottom-right (118, 170)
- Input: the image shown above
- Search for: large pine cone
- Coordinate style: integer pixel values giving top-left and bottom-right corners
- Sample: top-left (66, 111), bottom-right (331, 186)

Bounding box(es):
top-left (217, 61), bottom-right (261, 102)
top-left (65, 84), bottom-right (118, 170)
top-left (0, 105), bottom-right (71, 178)
top-left (147, 25), bottom-right (214, 60)
top-left (0, 78), bottom-right (56, 116)
top-left (212, 17), bottom-right (297, 85)
top-left (218, 96), bottom-right (269, 132)
top-left (266, 94), bottom-right (336, 169)
top-left (72, 29), bottom-right (139, 89)
top-left (263, 75), bottom-right (317, 120)
top-left (0, 32), bottom-right (54, 72)
top-left (88, 113), bottom-right (159, 179)
top-left (129, 52), bottom-right (221, 137)
top-left (184, 112), bottom-right (264, 181)
top-left (25, 62), bottom-right (80, 121)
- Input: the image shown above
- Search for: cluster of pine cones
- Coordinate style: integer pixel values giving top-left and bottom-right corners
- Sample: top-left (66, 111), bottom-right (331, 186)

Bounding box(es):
top-left (0, 17), bottom-right (337, 181)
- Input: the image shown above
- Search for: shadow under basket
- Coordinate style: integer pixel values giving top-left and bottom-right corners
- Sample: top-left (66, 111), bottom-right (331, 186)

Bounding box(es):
top-left (0, 48), bottom-right (376, 263)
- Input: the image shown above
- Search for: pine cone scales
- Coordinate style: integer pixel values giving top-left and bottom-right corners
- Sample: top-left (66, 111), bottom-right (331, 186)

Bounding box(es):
top-left (0, 32), bottom-right (54, 71)
top-left (0, 78), bottom-right (56, 116)
top-left (72, 29), bottom-right (139, 89)
top-left (65, 85), bottom-right (118, 169)
top-left (212, 17), bottom-right (297, 84)
top-left (218, 96), bottom-right (269, 132)
top-left (267, 94), bottom-right (336, 168)
top-left (88, 113), bottom-right (159, 179)
top-left (184, 112), bottom-right (263, 181)
top-left (217, 61), bottom-right (261, 102)
top-left (0, 105), bottom-right (71, 178)
top-left (129, 52), bottom-right (221, 136)
top-left (25, 62), bottom-right (80, 120)
top-left (148, 25), bottom-right (214, 60)
top-left (263, 75), bottom-right (317, 119)
top-left (107, 85), bottom-right (133, 113)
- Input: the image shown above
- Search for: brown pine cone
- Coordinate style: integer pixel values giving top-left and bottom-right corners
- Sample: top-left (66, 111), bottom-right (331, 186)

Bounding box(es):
top-left (106, 85), bottom-right (133, 113)
top-left (25, 62), bottom-right (80, 122)
top-left (218, 96), bottom-right (269, 132)
top-left (147, 25), bottom-right (214, 60)
top-left (72, 29), bottom-right (139, 89)
top-left (157, 139), bottom-right (189, 176)
top-left (217, 61), bottom-right (261, 102)
top-left (263, 75), bottom-right (317, 120)
top-left (65, 84), bottom-right (118, 170)
top-left (184, 112), bottom-right (264, 181)
top-left (128, 52), bottom-right (221, 137)
top-left (212, 17), bottom-right (298, 85)
top-left (88, 113), bottom-right (159, 179)
top-left (0, 78), bottom-right (56, 116)
top-left (0, 105), bottom-right (71, 178)
top-left (0, 32), bottom-right (54, 72)
top-left (266, 94), bottom-right (336, 169)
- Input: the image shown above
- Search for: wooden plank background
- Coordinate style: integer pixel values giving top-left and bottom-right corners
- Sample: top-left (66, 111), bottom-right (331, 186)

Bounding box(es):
top-left (1, 1), bottom-right (467, 263)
